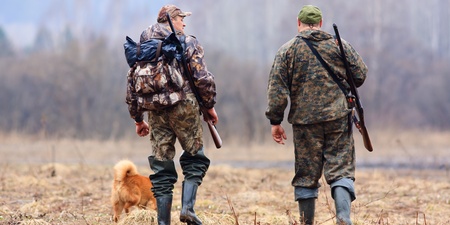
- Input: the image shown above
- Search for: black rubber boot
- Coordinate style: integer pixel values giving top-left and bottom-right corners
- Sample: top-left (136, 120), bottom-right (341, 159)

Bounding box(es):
top-left (179, 148), bottom-right (210, 184)
top-left (156, 196), bottom-right (172, 225)
top-left (178, 149), bottom-right (209, 225)
top-left (298, 198), bottom-right (315, 225)
top-left (179, 180), bottom-right (202, 225)
top-left (148, 156), bottom-right (178, 197)
top-left (333, 186), bottom-right (352, 225)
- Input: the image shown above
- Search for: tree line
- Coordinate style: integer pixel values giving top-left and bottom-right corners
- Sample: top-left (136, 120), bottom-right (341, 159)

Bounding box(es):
top-left (1, 0), bottom-right (450, 143)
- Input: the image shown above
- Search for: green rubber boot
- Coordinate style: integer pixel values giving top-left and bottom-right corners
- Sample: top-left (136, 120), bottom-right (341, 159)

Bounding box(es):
top-left (298, 198), bottom-right (315, 225)
top-left (333, 186), bottom-right (352, 225)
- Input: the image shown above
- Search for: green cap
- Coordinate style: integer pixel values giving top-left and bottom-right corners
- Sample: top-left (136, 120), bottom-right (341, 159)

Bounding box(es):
top-left (298, 5), bottom-right (322, 24)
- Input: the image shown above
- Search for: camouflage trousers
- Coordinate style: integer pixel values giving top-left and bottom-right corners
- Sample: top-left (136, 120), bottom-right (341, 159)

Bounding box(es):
top-left (148, 94), bottom-right (203, 160)
top-left (291, 115), bottom-right (355, 188)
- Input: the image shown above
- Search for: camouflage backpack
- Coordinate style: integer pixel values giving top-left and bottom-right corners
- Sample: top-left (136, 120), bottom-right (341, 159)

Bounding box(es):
top-left (124, 34), bottom-right (187, 110)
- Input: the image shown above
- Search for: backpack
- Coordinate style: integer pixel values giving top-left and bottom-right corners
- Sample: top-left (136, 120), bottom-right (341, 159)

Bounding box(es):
top-left (124, 33), bottom-right (187, 110)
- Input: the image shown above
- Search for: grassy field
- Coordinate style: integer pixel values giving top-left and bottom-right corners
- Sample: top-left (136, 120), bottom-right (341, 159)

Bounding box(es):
top-left (1, 130), bottom-right (449, 224)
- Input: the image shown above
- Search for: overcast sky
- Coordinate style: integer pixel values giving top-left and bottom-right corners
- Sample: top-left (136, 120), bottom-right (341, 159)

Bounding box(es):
top-left (0, 0), bottom-right (167, 48)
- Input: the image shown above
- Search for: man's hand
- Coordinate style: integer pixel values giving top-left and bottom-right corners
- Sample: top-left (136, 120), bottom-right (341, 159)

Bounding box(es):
top-left (203, 107), bottom-right (219, 125)
top-left (271, 124), bottom-right (287, 145)
top-left (135, 121), bottom-right (150, 137)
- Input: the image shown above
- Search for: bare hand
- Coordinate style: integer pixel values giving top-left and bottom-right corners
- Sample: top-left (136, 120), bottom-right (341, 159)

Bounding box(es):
top-left (271, 125), bottom-right (287, 145)
top-left (135, 121), bottom-right (150, 137)
top-left (204, 107), bottom-right (219, 125)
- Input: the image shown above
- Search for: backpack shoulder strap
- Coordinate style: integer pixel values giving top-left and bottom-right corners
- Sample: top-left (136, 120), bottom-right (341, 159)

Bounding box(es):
top-left (151, 41), bottom-right (163, 62)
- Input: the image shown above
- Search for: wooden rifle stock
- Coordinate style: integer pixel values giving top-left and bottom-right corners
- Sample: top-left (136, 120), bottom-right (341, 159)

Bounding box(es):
top-left (166, 13), bottom-right (222, 149)
top-left (201, 108), bottom-right (223, 149)
top-left (333, 23), bottom-right (373, 152)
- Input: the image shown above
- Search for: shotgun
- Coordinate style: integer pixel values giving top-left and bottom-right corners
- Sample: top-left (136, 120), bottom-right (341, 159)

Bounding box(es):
top-left (166, 13), bottom-right (222, 149)
top-left (333, 23), bottom-right (373, 152)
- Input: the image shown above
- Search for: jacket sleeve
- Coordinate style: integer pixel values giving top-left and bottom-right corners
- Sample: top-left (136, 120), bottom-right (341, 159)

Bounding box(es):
top-left (265, 48), bottom-right (290, 125)
top-left (343, 40), bottom-right (368, 87)
top-left (186, 36), bottom-right (216, 109)
top-left (125, 66), bottom-right (144, 122)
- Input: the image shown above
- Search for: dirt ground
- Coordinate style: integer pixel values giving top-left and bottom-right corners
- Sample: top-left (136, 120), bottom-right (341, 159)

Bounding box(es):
top-left (1, 130), bottom-right (450, 224)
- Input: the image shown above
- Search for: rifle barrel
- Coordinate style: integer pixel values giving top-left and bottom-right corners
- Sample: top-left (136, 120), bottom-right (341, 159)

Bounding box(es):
top-left (333, 23), bottom-right (373, 152)
top-left (165, 12), bottom-right (222, 149)
top-left (166, 13), bottom-right (176, 33)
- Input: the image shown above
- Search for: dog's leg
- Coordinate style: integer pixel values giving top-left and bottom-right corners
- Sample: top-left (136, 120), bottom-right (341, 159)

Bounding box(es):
top-left (113, 201), bottom-right (124, 223)
top-left (124, 202), bottom-right (135, 215)
top-left (150, 197), bottom-right (157, 210)
top-left (141, 198), bottom-right (157, 211)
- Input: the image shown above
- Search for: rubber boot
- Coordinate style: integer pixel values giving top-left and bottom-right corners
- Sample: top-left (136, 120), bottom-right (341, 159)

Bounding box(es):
top-left (148, 156), bottom-right (178, 197)
top-left (179, 181), bottom-right (202, 225)
top-left (156, 196), bottom-right (172, 225)
top-left (179, 148), bottom-right (210, 184)
top-left (333, 186), bottom-right (352, 225)
top-left (298, 198), bottom-right (315, 225)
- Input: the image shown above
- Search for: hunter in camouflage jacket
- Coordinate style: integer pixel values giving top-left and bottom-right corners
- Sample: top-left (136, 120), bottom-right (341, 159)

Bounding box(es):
top-left (126, 22), bottom-right (216, 122)
top-left (266, 29), bottom-right (368, 125)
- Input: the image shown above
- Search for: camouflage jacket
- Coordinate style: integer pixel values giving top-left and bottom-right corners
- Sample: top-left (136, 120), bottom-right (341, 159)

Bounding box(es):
top-left (265, 29), bottom-right (368, 125)
top-left (126, 23), bottom-right (216, 122)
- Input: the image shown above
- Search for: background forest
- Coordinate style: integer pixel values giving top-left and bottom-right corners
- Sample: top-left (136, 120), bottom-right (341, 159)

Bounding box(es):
top-left (1, 0), bottom-right (450, 143)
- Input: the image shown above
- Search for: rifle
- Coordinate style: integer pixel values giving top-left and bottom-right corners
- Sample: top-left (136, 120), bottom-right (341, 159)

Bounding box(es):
top-left (166, 13), bottom-right (222, 149)
top-left (333, 23), bottom-right (373, 152)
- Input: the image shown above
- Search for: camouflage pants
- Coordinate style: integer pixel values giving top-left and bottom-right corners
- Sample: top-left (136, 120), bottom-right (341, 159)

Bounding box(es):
top-left (291, 115), bottom-right (355, 188)
top-left (148, 94), bottom-right (203, 160)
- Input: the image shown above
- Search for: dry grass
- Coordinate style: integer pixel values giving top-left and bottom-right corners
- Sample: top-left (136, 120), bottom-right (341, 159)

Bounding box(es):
top-left (0, 163), bottom-right (449, 224)
top-left (1, 130), bottom-right (450, 224)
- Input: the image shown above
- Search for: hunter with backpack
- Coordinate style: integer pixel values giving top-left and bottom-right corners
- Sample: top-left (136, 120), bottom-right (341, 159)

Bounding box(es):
top-left (124, 4), bottom-right (218, 225)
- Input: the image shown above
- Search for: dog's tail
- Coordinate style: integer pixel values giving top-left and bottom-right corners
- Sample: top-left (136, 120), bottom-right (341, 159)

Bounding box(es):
top-left (113, 159), bottom-right (139, 181)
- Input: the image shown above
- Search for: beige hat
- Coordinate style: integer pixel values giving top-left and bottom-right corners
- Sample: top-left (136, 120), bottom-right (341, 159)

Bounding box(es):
top-left (157, 5), bottom-right (192, 23)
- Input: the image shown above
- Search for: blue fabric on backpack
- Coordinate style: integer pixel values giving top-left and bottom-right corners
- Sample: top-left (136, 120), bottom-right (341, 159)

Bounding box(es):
top-left (123, 34), bottom-right (183, 68)
top-left (123, 36), bottom-right (161, 68)
top-left (161, 33), bottom-right (183, 61)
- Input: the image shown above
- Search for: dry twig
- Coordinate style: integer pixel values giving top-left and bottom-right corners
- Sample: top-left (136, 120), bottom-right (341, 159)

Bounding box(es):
top-left (226, 194), bottom-right (239, 225)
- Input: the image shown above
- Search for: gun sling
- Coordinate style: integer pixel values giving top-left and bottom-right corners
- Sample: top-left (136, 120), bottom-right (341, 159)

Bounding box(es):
top-left (302, 37), bottom-right (354, 135)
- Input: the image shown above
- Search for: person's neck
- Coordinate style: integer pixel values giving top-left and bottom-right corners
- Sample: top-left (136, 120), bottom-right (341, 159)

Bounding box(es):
top-left (298, 26), bottom-right (321, 32)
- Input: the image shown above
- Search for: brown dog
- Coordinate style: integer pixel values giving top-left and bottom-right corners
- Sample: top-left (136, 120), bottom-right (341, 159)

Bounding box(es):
top-left (111, 159), bottom-right (156, 222)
